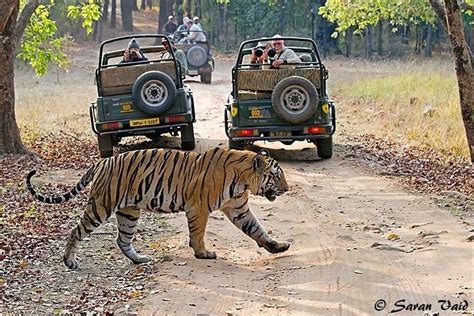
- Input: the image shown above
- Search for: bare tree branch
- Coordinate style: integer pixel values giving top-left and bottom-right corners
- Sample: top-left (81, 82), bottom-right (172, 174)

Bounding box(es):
top-left (428, 0), bottom-right (448, 29)
top-left (0, 3), bottom-right (16, 34)
top-left (13, 0), bottom-right (43, 49)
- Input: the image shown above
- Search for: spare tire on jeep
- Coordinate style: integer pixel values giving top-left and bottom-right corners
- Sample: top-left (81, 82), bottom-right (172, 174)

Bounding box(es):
top-left (132, 71), bottom-right (177, 115)
top-left (187, 46), bottom-right (208, 67)
top-left (271, 76), bottom-right (319, 123)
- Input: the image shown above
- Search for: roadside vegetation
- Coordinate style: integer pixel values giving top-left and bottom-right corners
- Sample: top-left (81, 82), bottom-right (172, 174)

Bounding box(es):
top-left (332, 57), bottom-right (469, 159)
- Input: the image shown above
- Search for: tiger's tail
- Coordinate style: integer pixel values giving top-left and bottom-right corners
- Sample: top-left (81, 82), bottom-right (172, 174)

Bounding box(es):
top-left (26, 166), bottom-right (96, 204)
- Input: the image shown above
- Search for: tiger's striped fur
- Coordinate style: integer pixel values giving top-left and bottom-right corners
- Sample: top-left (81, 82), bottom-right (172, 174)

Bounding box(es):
top-left (26, 147), bottom-right (290, 269)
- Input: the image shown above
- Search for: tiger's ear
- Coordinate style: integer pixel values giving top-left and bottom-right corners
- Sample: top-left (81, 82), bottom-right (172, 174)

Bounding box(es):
top-left (258, 149), bottom-right (269, 157)
top-left (253, 154), bottom-right (266, 174)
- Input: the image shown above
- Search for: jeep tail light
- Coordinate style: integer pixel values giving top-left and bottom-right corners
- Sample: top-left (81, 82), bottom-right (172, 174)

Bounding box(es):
top-left (101, 122), bottom-right (123, 130)
top-left (305, 126), bottom-right (325, 135)
top-left (164, 115), bottom-right (187, 123)
top-left (234, 129), bottom-right (258, 137)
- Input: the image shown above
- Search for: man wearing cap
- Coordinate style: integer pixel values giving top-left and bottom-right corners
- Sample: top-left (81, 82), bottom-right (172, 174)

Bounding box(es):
top-left (161, 38), bottom-right (188, 75)
top-left (184, 19), bottom-right (206, 42)
top-left (120, 38), bottom-right (148, 63)
top-left (193, 16), bottom-right (202, 29)
top-left (163, 15), bottom-right (178, 35)
top-left (269, 34), bottom-right (300, 69)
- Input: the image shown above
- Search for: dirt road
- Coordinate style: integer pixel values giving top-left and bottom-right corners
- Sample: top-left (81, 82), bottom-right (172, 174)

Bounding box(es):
top-left (9, 52), bottom-right (472, 315)
top-left (122, 62), bottom-right (473, 315)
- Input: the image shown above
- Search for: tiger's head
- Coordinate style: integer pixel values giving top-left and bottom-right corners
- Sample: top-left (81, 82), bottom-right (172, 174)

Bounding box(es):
top-left (251, 150), bottom-right (289, 201)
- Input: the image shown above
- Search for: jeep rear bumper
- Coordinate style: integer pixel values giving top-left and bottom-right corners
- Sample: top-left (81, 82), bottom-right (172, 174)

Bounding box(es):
top-left (228, 124), bottom-right (334, 142)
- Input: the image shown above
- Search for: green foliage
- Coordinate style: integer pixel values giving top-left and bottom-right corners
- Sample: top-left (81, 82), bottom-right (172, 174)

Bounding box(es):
top-left (319, 0), bottom-right (436, 36)
top-left (17, 0), bottom-right (100, 77)
top-left (67, 0), bottom-right (102, 34)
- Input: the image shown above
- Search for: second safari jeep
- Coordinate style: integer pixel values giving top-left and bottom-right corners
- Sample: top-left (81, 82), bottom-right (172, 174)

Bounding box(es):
top-left (90, 34), bottom-right (196, 157)
top-left (224, 37), bottom-right (336, 159)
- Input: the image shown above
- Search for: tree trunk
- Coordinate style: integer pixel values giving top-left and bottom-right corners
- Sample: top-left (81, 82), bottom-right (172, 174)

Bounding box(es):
top-left (365, 26), bottom-right (373, 58)
top-left (377, 21), bottom-right (383, 56)
top-left (218, 3), bottom-right (227, 50)
top-left (444, 0), bottom-right (474, 161)
top-left (103, 0), bottom-right (109, 21)
top-left (121, 0), bottom-right (134, 32)
top-left (176, 0), bottom-right (183, 25)
top-left (194, 0), bottom-right (201, 18)
top-left (148, 0), bottom-right (152, 10)
top-left (424, 24), bottom-right (432, 57)
top-left (158, 0), bottom-right (168, 34)
top-left (278, 0), bottom-right (285, 35)
top-left (110, 0), bottom-right (116, 28)
top-left (141, 0), bottom-right (146, 10)
top-left (133, 0), bottom-right (139, 11)
top-left (345, 28), bottom-right (352, 57)
top-left (0, 0), bottom-right (30, 155)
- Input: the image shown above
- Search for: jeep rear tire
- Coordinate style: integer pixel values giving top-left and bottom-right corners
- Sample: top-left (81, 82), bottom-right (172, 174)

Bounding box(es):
top-left (181, 124), bottom-right (195, 150)
top-left (228, 138), bottom-right (245, 150)
top-left (98, 134), bottom-right (113, 158)
top-left (200, 72), bottom-right (211, 84)
top-left (315, 136), bottom-right (333, 159)
top-left (187, 46), bottom-right (208, 67)
top-left (272, 76), bottom-right (318, 123)
top-left (133, 71), bottom-right (176, 115)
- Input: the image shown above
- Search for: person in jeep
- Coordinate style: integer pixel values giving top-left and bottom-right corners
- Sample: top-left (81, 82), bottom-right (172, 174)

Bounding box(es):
top-left (120, 38), bottom-right (148, 63)
top-left (269, 34), bottom-right (301, 68)
top-left (161, 38), bottom-right (188, 74)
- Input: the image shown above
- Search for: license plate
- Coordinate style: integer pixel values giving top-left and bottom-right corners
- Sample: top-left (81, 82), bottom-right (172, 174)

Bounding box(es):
top-left (249, 107), bottom-right (263, 119)
top-left (270, 131), bottom-right (291, 137)
top-left (129, 117), bottom-right (160, 127)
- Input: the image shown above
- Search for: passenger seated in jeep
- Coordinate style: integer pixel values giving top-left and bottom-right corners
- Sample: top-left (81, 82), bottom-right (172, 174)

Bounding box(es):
top-left (160, 38), bottom-right (188, 74)
top-left (120, 38), bottom-right (148, 63)
top-left (269, 34), bottom-right (301, 69)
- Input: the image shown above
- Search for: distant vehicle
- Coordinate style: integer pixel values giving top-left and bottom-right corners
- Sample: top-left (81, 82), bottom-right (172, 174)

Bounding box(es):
top-left (173, 30), bottom-right (214, 84)
top-left (224, 36), bottom-right (336, 159)
top-left (90, 34), bottom-right (196, 158)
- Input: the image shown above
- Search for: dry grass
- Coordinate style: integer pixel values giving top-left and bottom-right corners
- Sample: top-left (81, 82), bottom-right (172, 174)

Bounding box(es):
top-left (328, 57), bottom-right (469, 158)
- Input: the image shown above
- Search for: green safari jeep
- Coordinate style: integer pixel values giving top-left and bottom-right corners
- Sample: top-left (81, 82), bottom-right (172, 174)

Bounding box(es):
top-left (224, 37), bottom-right (336, 159)
top-left (90, 34), bottom-right (196, 157)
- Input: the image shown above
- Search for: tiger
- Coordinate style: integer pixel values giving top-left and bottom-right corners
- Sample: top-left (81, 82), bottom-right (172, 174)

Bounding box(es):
top-left (26, 147), bottom-right (290, 269)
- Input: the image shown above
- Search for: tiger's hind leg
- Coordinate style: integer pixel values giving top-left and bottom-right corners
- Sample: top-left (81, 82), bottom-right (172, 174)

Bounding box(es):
top-left (115, 207), bottom-right (152, 264)
top-left (220, 193), bottom-right (290, 254)
top-left (63, 197), bottom-right (111, 269)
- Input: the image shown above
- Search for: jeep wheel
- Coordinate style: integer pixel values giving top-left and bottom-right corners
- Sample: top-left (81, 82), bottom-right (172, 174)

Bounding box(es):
top-left (98, 134), bottom-right (113, 158)
top-left (228, 138), bottom-right (245, 150)
top-left (133, 71), bottom-right (177, 115)
top-left (315, 137), bottom-right (333, 159)
top-left (272, 76), bottom-right (318, 123)
top-left (187, 46), bottom-right (208, 68)
top-left (200, 72), bottom-right (212, 84)
top-left (181, 124), bottom-right (195, 150)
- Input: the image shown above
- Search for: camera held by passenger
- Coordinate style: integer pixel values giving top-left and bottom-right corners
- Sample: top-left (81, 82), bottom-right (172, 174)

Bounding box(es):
top-left (254, 46), bottom-right (265, 58)
top-left (267, 48), bottom-right (276, 58)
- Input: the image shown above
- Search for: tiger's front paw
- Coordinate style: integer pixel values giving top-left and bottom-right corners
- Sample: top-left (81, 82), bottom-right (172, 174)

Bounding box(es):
top-left (262, 240), bottom-right (291, 254)
top-left (63, 255), bottom-right (79, 270)
top-left (194, 250), bottom-right (217, 259)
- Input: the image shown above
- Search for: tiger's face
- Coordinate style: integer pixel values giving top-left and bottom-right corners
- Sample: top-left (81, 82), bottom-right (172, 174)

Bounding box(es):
top-left (254, 154), bottom-right (289, 202)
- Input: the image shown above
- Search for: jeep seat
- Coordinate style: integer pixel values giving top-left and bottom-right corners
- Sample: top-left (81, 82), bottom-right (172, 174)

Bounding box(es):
top-left (99, 61), bottom-right (177, 96)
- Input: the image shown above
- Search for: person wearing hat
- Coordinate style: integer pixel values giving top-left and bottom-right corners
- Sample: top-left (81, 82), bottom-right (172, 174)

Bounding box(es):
top-left (163, 15), bottom-right (178, 35)
top-left (160, 37), bottom-right (188, 75)
top-left (193, 16), bottom-right (202, 29)
top-left (250, 41), bottom-right (271, 65)
top-left (183, 19), bottom-right (206, 42)
top-left (121, 38), bottom-right (148, 63)
top-left (269, 34), bottom-right (300, 69)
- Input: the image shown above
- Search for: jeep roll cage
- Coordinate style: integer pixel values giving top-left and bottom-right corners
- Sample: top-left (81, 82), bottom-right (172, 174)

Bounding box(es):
top-left (95, 34), bottom-right (183, 96)
top-left (231, 36), bottom-right (329, 99)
